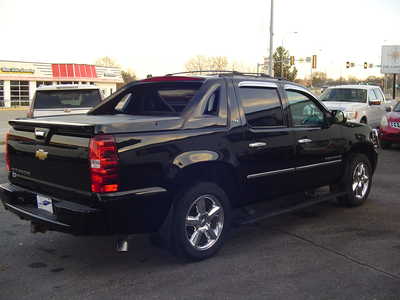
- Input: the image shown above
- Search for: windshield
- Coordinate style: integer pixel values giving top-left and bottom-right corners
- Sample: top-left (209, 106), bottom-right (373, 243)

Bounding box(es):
top-left (113, 82), bottom-right (202, 116)
top-left (394, 102), bottom-right (400, 112)
top-left (320, 88), bottom-right (367, 103)
top-left (34, 89), bottom-right (101, 109)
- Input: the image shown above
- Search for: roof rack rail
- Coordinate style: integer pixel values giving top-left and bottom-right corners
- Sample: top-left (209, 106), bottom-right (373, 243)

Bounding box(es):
top-left (165, 70), bottom-right (274, 78)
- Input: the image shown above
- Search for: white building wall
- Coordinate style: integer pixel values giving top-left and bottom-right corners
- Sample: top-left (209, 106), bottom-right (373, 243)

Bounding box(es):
top-left (29, 81), bottom-right (36, 103)
top-left (95, 82), bottom-right (117, 98)
top-left (3, 80), bottom-right (10, 108)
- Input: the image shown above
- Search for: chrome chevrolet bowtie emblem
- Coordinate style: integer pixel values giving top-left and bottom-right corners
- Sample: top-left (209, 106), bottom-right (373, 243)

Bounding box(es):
top-left (35, 149), bottom-right (48, 160)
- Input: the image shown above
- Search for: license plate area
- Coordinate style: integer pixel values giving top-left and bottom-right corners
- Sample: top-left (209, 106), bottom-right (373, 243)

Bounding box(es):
top-left (37, 194), bottom-right (53, 214)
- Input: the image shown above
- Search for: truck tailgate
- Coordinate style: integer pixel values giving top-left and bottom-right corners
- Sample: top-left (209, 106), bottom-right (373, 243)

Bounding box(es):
top-left (7, 121), bottom-right (94, 203)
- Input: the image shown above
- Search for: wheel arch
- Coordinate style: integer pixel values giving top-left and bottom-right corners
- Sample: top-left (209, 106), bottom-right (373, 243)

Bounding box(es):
top-left (171, 161), bottom-right (242, 208)
top-left (349, 142), bottom-right (377, 172)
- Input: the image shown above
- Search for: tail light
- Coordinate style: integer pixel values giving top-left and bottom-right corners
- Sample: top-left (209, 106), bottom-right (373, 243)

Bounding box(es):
top-left (5, 133), bottom-right (10, 171)
top-left (89, 135), bottom-right (119, 193)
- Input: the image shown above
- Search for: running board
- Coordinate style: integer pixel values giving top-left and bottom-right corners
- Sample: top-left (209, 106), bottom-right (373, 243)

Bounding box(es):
top-left (236, 191), bottom-right (347, 226)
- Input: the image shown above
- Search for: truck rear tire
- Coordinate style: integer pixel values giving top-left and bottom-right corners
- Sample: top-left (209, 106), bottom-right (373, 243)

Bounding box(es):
top-left (170, 182), bottom-right (231, 261)
top-left (333, 153), bottom-right (372, 207)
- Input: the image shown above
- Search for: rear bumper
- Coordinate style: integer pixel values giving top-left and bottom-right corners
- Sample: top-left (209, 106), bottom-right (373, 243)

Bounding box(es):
top-left (0, 182), bottom-right (106, 235)
top-left (379, 126), bottom-right (400, 143)
top-left (0, 182), bottom-right (170, 235)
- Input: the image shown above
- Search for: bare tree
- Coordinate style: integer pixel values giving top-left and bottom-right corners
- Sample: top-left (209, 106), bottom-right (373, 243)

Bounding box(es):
top-left (95, 56), bottom-right (120, 67)
top-left (229, 61), bottom-right (256, 73)
top-left (185, 55), bottom-right (211, 72)
top-left (209, 56), bottom-right (228, 70)
top-left (117, 68), bottom-right (137, 89)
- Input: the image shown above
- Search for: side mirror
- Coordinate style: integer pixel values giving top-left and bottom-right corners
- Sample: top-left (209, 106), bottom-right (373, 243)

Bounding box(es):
top-left (331, 110), bottom-right (346, 124)
top-left (369, 100), bottom-right (381, 106)
top-left (386, 106), bottom-right (392, 112)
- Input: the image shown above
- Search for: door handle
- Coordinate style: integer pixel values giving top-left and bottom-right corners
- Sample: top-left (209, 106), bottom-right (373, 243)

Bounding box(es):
top-left (298, 138), bottom-right (312, 144)
top-left (249, 142), bottom-right (267, 148)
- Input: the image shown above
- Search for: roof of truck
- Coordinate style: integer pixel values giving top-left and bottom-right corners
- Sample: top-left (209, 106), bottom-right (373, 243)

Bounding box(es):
top-left (327, 85), bottom-right (381, 90)
top-left (36, 84), bottom-right (101, 91)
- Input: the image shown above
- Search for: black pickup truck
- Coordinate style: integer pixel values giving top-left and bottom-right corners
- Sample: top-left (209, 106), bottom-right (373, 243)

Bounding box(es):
top-left (1, 72), bottom-right (379, 260)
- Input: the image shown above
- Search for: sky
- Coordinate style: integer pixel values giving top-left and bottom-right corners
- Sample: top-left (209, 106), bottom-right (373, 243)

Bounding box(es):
top-left (0, 0), bottom-right (399, 79)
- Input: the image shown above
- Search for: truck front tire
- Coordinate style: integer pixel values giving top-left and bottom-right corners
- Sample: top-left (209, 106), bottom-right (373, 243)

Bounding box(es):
top-left (170, 182), bottom-right (231, 261)
top-left (334, 153), bottom-right (372, 207)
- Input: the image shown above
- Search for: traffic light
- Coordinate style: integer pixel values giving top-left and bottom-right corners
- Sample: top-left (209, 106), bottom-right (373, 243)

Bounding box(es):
top-left (290, 56), bottom-right (295, 66)
top-left (364, 62), bottom-right (368, 69)
top-left (311, 55), bottom-right (317, 69)
top-left (346, 61), bottom-right (350, 68)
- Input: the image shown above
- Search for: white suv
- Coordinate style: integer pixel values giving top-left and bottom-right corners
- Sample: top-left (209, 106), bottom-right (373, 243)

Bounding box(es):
top-left (320, 85), bottom-right (391, 128)
top-left (27, 84), bottom-right (103, 118)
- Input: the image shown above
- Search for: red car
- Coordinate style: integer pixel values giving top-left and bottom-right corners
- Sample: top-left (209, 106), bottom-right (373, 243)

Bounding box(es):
top-left (379, 101), bottom-right (400, 149)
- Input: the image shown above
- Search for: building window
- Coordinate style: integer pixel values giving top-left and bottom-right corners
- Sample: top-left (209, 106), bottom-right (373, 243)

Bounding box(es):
top-left (36, 81), bottom-right (53, 87)
top-left (10, 80), bottom-right (30, 106)
top-left (0, 81), bottom-right (4, 107)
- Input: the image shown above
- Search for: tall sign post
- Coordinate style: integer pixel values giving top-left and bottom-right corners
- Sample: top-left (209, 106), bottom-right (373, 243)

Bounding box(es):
top-left (381, 45), bottom-right (400, 99)
top-left (268, 0), bottom-right (274, 76)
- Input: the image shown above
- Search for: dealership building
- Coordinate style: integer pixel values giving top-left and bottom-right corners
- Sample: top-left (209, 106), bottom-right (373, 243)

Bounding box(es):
top-left (0, 60), bottom-right (123, 107)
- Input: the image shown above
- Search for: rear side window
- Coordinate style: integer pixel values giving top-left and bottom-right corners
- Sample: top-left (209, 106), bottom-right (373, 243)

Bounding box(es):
top-left (204, 88), bottom-right (220, 116)
top-left (34, 89), bottom-right (101, 109)
top-left (373, 88), bottom-right (384, 101)
top-left (115, 82), bottom-right (202, 116)
top-left (368, 89), bottom-right (377, 101)
top-left (238, 87), bottom-right (284, 127)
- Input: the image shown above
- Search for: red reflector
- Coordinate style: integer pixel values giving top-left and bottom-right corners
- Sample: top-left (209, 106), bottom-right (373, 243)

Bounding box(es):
top-left (5, 133), bottom-right (10, 171)
top-left (89, 135), bottom-right (119, 193)
top-left (141, 76), bottom-right (202, 82)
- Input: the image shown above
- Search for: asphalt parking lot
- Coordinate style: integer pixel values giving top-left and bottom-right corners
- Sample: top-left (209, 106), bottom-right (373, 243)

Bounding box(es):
top-left (1, 147), bottom-right (400, 299)
top-left (0, 110), bottom-right (27, 142)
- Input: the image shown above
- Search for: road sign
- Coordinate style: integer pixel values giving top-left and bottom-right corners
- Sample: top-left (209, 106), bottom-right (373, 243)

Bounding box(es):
top-left (381, 45), bottom-right (400, 74)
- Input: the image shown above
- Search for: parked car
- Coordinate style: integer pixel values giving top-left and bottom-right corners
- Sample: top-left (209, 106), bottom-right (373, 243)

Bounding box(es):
top-left (1, 73), bottom-right (379, 261)
top-left (379, 101), bottom-right (400, 149)
top-left (27, 84), bottom-right (103, 118)
top-left (320, 85), bottom-right (392, 128)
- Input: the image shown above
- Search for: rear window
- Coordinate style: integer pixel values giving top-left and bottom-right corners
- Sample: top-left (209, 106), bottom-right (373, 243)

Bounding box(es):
top-left (114, 82), bottom-right (202, 116)
top-left (34, 89), bottom-right (101, 109)
top-left (320, 88), bottom-right (367, 103)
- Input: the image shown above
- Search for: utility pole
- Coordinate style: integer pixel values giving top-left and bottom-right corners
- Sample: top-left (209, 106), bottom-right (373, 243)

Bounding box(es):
top-left (393, 74), bottom-right (397, 100)
top-left (268, 0), bottom-right (274, 76)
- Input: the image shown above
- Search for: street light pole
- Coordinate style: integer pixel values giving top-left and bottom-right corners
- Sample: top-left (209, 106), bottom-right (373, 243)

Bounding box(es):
top-left (268, 0), bottom-right (274, 76)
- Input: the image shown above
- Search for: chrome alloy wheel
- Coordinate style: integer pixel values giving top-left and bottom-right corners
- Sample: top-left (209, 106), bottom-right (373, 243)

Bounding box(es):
top-left (185, 194), bottom-right (224, 251)
top-left (352, 162), bottom-right (369, 200)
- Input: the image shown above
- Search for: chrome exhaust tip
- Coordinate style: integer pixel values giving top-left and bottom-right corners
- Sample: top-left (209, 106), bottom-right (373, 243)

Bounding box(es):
top-left (116, 238), bottom-right (129, 252)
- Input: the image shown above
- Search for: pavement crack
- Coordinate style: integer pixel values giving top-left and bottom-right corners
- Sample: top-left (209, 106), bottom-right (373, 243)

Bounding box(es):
top-left (274, 227), bottom-right (400, 281)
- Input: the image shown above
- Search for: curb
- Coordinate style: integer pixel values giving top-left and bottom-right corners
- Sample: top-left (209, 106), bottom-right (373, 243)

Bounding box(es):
top-left (0, 107), bottom-right (28, 111)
